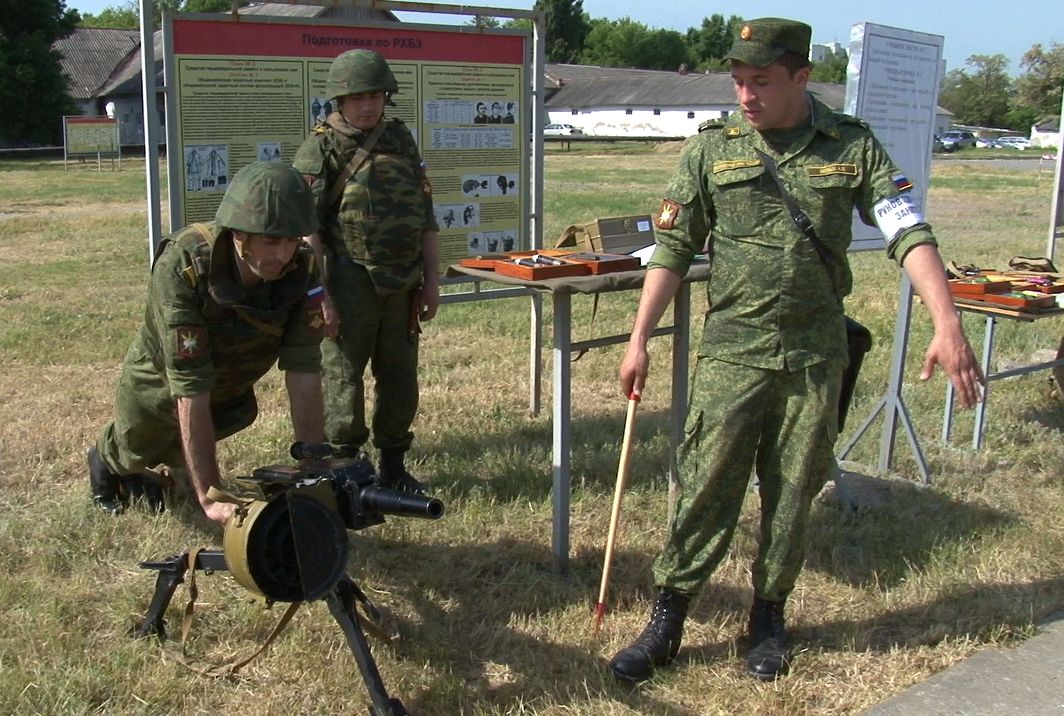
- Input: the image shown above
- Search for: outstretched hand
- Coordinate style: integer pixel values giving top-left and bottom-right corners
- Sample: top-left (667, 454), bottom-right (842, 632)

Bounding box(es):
top-left (919, 330), bottom-right (985, 408)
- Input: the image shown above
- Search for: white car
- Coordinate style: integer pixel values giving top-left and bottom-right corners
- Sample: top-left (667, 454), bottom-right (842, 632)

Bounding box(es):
top-left (543, 123), bottom-right (583, 136)
top-left (996, 136), bottom-right (1031, 150)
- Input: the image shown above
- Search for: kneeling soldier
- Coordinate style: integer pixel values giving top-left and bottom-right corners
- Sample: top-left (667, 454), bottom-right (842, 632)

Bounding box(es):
top-left (88, 161), bottom-right (327, 525)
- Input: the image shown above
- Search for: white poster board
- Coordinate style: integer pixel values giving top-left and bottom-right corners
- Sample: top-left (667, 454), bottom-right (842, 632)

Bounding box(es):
top-left (844, 23), bottom-right (944, 251)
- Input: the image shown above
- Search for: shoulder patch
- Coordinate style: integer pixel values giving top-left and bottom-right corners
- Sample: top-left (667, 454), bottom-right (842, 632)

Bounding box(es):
top-left (697, 118), bottom-right (726, 133)
top-left (654, 199), bottom-right (681, 230)
top-left (724, 126), bottom-right (743, 138)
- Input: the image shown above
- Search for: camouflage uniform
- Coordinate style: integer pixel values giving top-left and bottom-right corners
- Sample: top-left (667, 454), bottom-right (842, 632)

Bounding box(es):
top-left (649, 96), bottom-right (936, 601)
top-left (95, 222), bottom-right (324, 476)
top-left (293, 112), bottom-right (437, 453)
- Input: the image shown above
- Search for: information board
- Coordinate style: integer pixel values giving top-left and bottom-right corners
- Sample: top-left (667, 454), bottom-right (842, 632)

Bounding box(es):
top-left (64, 116), bottom-right (120, 156)
top-left (844, 23), bottom-right (943, 251)
top-left (165, 15), bottom-right (531, 272)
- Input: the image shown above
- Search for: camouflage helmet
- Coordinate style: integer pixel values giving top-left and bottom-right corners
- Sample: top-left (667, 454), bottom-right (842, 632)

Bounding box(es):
top-left (215, 161), bottom-right (317, 237)
top-left (325, 49), bottom-right (399, 101)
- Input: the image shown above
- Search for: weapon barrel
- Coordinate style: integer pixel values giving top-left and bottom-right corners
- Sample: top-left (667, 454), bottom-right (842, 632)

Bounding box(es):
top-left (359, 486), bottom-right (444, 520)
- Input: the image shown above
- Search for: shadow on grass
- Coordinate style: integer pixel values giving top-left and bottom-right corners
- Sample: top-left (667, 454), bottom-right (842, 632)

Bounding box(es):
top-left (351, 534), bottom-right (698, 715)
top-left (804, 473), bottom-right (1018, 590)
top-left (798, 574), bottom-right (1064, 653)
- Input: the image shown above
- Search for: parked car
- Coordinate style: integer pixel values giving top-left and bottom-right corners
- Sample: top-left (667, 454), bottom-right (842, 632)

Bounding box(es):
top-left (996, 135), bottom-right (1031, 150)
top-left (939, 130), bottom-right (977, 152)
top-left (543, 123), bottom-right (583, 136)
top-left (975, 137), bottom-right (999, 149)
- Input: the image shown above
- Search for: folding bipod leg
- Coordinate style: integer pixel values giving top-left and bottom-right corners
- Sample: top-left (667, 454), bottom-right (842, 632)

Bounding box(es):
top-left (326, 576), bottom-right (407, 716)
top-left (133, 549), bottom-right (228, 640)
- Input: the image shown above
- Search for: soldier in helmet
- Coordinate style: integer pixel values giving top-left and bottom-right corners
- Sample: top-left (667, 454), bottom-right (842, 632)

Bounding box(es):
top-left (608, 17), bottom-right (984, 684)
top-left (293, 49), bottom-right (439, 494)
top-left (88, 161), bottom-right (327, 525)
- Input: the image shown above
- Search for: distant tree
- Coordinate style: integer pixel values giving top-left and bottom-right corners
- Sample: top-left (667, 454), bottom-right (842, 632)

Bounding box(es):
top-left (810, 51), bottom-right (848, 84)
top-left (0, 0), bottom-right (79, 145)
top-left (1014, 42), bottom-right (1064, 119)
top-left (465, 15), bottom-right (500, 28)
top-left (581, 17), bottom-right (691, 71)
top-left (938, 54), bottom-right (1012, 127)
top-left (534, 0), bottom-right (589, 63)
top-left (78, 1), bottom-right (137, 28)
top-left (79, 0), bottom-right (246, 29)
top-left (685, 14), bottom-right (743, 70)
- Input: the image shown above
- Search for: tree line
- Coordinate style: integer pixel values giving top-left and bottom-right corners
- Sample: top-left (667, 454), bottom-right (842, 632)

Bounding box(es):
top-left (3, 0), bottom-right (1061, 146)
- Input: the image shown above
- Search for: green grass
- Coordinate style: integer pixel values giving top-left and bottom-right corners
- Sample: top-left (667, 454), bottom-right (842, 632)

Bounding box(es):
top-left (0, 153), bottom-right (1062, 714)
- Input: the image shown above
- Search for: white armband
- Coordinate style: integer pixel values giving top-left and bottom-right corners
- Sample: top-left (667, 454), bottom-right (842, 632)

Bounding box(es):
top-left (872, 192), bottom-right (924, 247)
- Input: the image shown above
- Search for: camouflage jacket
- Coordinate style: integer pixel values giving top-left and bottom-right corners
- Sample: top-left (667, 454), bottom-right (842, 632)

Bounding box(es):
top-left (649, 95), bottom-right (937, 371)
top-left (293, 113), bottom-right (437, 294)
top-left (134, 223), bottom-right (324, 402)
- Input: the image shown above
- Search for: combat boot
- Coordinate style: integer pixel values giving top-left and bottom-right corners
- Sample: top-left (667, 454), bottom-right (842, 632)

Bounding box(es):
top-left (378, 448), bottom-right (428, 495)
top-left (87, 447), bottom-right (124, 515)
top-left (746, 597), bottom-right (791, 681)
top-left (119, 474), bottom-right (166, 515)
top-left (608, 588), bottom-right (690, 683)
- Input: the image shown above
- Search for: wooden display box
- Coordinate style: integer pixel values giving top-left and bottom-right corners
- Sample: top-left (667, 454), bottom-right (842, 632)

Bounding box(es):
top-left (1012, 280), bottom-right (1064, 294)
top-left (458, 254), bottom-right (509, 270)
top-left (980, 291), bottom-right (1058, 310)
top-left (493, 253), bottom-right (590, 280)
top-left (949, 278), bottom-right (1012, 295)
top-left (560, 251), bottom-right (642, 274)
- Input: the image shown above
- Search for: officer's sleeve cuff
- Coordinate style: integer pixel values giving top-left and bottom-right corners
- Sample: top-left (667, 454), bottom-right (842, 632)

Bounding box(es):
top-left (166, 370), bottom-right (214, 398)
top-left (646, 243), bottom-right (693, 276)
top-left (889, 225), bottom-right (937, 265)
top-left (279, 345), bottom-right (323, 374)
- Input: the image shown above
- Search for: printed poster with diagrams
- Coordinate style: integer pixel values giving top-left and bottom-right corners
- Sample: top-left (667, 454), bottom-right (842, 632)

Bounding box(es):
top-left (64, 116), bottom-right (119, 156)
top-left (165, 14), bottom-right (530, 275)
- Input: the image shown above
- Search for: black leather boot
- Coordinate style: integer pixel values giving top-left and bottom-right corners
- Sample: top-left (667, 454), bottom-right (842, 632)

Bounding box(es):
top-left (608, 588), bottom-right (691, 683)
top-left (87, 447), bottom-right (124, 515)
top-left (120, 474), bottom-right (166, 515)
top-left (378, 449), bottom-right (427, 495)
top-left (746, 597), bottom-right (790, 680)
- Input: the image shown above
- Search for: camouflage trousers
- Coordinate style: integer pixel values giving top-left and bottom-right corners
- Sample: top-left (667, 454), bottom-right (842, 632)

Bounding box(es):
top-left (322, 256), bottom-right (419, 453)
top-left (96, 354), bottom-right (257, 478)
top-left (653, 357), bottom-right (841, 602)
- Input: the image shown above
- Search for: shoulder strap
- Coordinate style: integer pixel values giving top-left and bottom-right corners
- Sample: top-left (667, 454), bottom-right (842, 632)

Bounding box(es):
top-left (755, 149), bottom-right (839, 295)
top-left (326, 121), bottom-right (387, 208)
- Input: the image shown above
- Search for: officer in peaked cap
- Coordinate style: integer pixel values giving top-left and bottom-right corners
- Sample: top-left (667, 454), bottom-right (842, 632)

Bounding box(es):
top-left (608, 16), bottom-right (984, 685)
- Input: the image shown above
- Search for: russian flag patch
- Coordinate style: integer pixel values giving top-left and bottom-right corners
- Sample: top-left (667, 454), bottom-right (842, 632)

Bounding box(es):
top-left (892, 173), bottom-right (912, 192)
top-left (306, 285), bottom-right (325, 305)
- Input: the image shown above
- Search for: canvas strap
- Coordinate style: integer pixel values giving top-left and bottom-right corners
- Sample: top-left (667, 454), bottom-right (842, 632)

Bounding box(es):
top-left (755, 149), bottom-right (839, 296)
top-left (161, 545), bottom-right (303, 678)
top-left (327, 121), bottom-right (386, 208)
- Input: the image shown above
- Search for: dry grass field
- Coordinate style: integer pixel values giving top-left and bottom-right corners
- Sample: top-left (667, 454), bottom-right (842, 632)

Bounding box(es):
top-left (0, 152), bottom-right (1062, 715)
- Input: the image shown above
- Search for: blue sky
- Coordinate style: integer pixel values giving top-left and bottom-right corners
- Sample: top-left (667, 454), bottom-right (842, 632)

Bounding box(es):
top-left (68, 0), bottom-right (1063, 76)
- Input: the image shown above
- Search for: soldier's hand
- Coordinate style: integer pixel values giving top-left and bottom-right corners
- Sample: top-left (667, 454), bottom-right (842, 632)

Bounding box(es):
top-left (419, 282), bottom-right (441, 322)
top-left (202, 499), bottom-right (236, 526)
top-left (321, 293), bottom-right (340, 339)
top-left (619, 341), bottom-right (650, 399)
